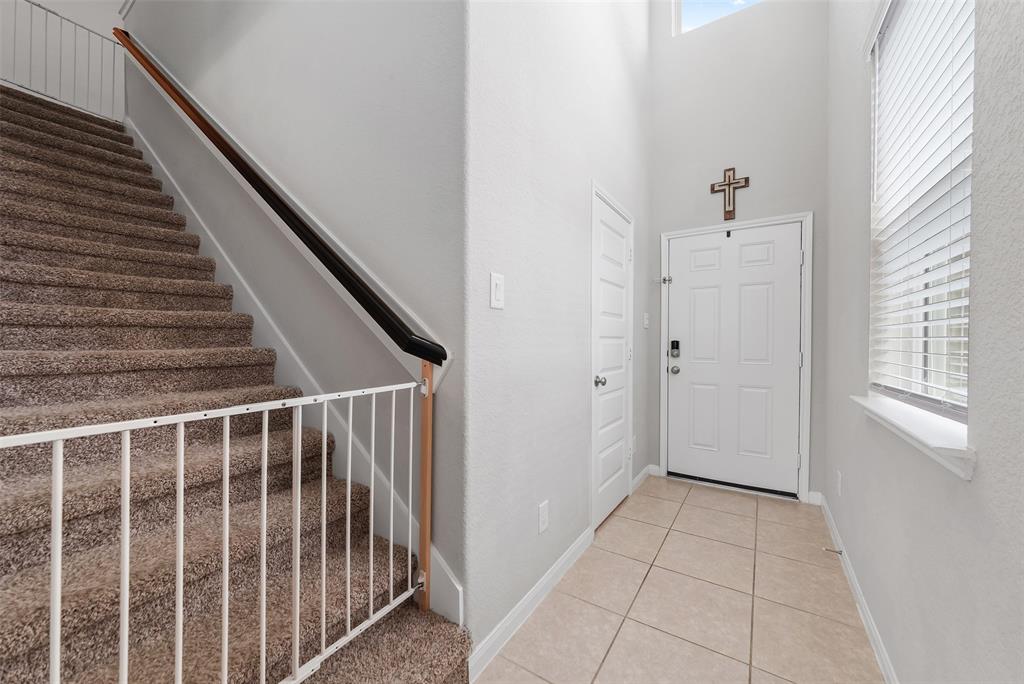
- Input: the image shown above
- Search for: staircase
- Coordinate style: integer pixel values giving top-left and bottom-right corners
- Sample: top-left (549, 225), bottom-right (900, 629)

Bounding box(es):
top-left (0, 85), bottom-right (469, 683)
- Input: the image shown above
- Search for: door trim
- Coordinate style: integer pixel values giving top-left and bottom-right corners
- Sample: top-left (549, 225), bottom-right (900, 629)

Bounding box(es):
top-left (590, 183), bottom-right (635, 529)
top-left (658, 212), bottom-right (814, 502)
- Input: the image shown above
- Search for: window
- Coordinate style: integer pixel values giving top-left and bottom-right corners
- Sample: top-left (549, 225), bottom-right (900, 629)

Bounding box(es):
top-left (869, 0), bottom-right (973, 421)
top-left (677, 0), bottom-right (762, 34)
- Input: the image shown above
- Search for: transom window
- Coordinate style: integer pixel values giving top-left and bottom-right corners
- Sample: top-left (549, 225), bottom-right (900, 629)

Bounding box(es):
top-left (677, 0), bottom-right (763, 34)
top-left (869, 0), bottom-right (974, 421)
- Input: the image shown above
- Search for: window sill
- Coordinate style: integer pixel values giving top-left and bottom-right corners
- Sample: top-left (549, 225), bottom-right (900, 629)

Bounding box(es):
top-left (850, 394), bottom-right (975, 481)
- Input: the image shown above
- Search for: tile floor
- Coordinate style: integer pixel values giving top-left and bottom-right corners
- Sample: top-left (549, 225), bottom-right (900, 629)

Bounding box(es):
top-left (477, 476), bottom-right (883, 684)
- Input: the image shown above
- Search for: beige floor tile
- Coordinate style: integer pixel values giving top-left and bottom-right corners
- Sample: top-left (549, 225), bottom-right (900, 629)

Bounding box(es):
top-left (595, 515), bottom-right (668, 563)
top-left (672, 504), bottom-right (756, 549)
top-left (686, 485), bottom-right (757, 518)
top-left (556, 546), bottom-right (649, 615)
top-left (628, 566), bottom-right (752, 663)
top-left (655, 531), bottom-right (754, 593)
top-left (477, 656), bottom-right (548, 684)
top-left (615, 494), bottom-right (681, 528)
top-left (595, 618), bottom-right (749, 684)
top-left (752, 598), bottom-right (883, 683)
top-left (636, 476), bottom-right (692, 502)
top-left (751, 668), bottom-right (793, 684)
top-left (757, 497), bottom-right (828, 533)
top-left (755, 552), bottom-right (860, 627)
top-left (757, 520), bottom-right (841, 569)
top-left (502, 591), bottom-right (622, 684)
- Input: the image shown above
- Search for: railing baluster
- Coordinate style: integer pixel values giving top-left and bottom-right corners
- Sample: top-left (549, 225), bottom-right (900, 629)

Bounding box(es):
top-left (407, 388), bottom-right (413, 592)
top-left (259, 411), bottom-right (268, 684)
top-left (221, 417), bottom-right (230, 684)
top-left (174, 422), bottom-right (184, 684)
top-left (29, 3), bottom-right (33, 90)
top-left (368, 393), bottom-right (376, 619)
top-left (389, 391), bottom-right (395, 602)
top-left (119, 430), bottom-right (131, 684)
top-left (58, 18), bottom-right (62, 101)
top-left (345, 397), bottom-right (352, 634)
top-left (43, 10), bottom-right (47, 95)
top-left (291, 405), bottom-right (302, 678)
top-left (320, 402), bottom-right (327, 653)
top-left (50, 438), bottom-right (63, 684)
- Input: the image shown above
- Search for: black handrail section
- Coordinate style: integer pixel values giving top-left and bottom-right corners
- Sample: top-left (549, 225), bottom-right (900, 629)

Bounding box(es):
top-left (113, 28), bottom-right (447, 366)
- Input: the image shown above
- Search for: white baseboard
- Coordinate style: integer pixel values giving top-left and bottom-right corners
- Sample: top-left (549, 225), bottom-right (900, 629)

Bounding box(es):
top-left (467, 528), bottom-right (594, 682)
top-left (820, 496), bottom-right (899, 684)
top-left (631, 463), bottom-right (658, 493)
top-left (806, 490), bottom-right (823, 505)
top-left (127, 117), bottom-right (464, 626)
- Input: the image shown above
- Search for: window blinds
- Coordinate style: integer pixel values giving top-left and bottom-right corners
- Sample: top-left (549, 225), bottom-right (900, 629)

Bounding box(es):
top-left (870, 0), bottom-right (973, 415)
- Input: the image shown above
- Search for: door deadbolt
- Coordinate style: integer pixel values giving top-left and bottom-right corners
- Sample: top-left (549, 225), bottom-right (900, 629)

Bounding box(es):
top-left (670, 340), bottom-right (680, 358)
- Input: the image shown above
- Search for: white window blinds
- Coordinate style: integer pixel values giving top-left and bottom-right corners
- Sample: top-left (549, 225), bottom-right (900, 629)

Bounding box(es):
top-left (870, 0), bottom-right (973, 417)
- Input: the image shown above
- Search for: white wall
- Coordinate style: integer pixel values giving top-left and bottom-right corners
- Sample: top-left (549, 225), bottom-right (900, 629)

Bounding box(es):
top-left (824, 0), bottom-right (1024, 681)
top-left (462, 0), bottom-right (652, 640)
top-left (649, 0), bottom-right (830, 489)
top-left (124, 0), bottom-right (470, 587)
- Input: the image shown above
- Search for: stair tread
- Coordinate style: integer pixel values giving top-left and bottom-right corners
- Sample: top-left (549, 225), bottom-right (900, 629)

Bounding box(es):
top-left (0, 154), bottom-right (172, 208)
top-left (1, 121), bottom-right (151, 174)
top-left (1, 174), bottom-right (185, 228)
top-left (0, 136), bottom-right (160, 190)
top-left (0, 96), bottom-right (134, 145)
top-left (0, 86), bottom-right (125, 133)
top-left (0, 478), bottom-right (369, 661)
top-left (0, 262), bottom-right (231, 298)
top-left (0, 427), bottom-right (330, 537)
top-left (0, 302), bottom-right (251, 328)
top-left (0, 227), bottom-right (213, 277)
top-left (0, 106), bottom-right (143, 161)
top-left (0, 347), bottom-right (276, 377)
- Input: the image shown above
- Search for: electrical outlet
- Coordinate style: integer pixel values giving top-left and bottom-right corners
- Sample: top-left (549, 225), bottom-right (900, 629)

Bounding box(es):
top-left (837, 470), bottom-right (843, 497)
top-left (538, 500), bottom-right (549, 534)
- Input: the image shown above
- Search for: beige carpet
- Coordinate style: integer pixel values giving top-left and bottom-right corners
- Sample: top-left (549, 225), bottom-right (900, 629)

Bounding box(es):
top-left (0, 85), bottom-right (469, 682)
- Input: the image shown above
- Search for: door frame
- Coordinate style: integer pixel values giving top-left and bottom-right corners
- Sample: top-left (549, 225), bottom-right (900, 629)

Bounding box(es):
top-left (658, 212), bottom-right (814, 501)
top-left (590, 183), bottom-right (635, 529)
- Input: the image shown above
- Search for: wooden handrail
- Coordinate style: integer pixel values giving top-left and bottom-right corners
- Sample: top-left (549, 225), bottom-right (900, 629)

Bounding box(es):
top-left (112, 28), bottom-right (447, 367)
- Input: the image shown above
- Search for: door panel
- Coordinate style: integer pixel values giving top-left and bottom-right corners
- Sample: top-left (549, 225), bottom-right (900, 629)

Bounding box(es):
top-left (592, 194), bottom-right (633, 526)
top-left (666, 222), bottom-right (801, 493)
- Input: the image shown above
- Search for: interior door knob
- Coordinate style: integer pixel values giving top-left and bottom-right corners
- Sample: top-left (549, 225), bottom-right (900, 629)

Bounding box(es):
top-left (594, 375), bottom-right (608, 387)
top-left (670, 366), bottom-right (680, 375)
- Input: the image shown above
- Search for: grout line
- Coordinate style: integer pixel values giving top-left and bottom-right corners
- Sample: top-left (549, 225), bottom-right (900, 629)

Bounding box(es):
top-left (591, 542), bottom-right (663, 566)
top-left (667, 526), bottom-right (756, 552)
top-left (753, 595), bottom-right (865, 630)
top-left (749, 495), bottom-right (759, 684)
top-left (621, 615), bottom-right (753, 669)
top-left (647, 561), bottom-right (752, 597)
top-left (492, 655), bottom-right (555, 684)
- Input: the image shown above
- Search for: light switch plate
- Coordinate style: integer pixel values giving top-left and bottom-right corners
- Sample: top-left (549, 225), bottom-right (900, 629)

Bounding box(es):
top-left (642, 312), bottom-right (650, 329)
top-left (538, 500), bottom-right (549, 533)
top-left (490, 272), bottom-right (505, 309)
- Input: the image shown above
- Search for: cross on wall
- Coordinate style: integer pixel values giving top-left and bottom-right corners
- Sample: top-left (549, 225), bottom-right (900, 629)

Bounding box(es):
top-left (710, 167), bottom-right (750, 221)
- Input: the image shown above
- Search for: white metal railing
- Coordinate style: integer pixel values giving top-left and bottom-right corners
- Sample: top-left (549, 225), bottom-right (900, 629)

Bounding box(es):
top-left (0, 381), bottom-right (424, 684)
top-left (1, 0), bottom-right (125, 120)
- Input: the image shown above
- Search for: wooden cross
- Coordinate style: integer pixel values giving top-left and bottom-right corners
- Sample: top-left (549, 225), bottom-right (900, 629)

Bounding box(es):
top-left (710, 167), bottom-right (749, 221)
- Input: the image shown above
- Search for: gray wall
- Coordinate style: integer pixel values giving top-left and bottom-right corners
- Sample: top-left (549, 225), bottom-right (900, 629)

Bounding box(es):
top-left (124, 0), bottom-right (469, 586)
top-left (649, 0), bottom-right (830, 490)
top-left (463, 0), bottom-right (652, 640)
top-left (824, 0), bottom-right (1024, 680)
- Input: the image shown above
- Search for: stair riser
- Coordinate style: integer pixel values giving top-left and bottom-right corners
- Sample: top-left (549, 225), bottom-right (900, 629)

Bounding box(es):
top-left (0, 138), bottom-right (161, 190)
top-left (0, 98), bottom-right (134, 146)
top-left (1, 363), bottom-right (275, 408)
top-left (1, 122), bottom-right (151, 175)
top-left (0, 108), bottom-right (142, 161)
top-left (0, 216), bottom-right (199, 255)
top-left (0, 280), bottom-right (233, 313)
top-left (0, 407), bottom-right (295, 480)
top-left (2, 177), bottom-right (184, 229)
top-left (0, 323), bottom-right (251, 351)
top-left (1, 450), bottom-right (328, 575)
top-left (8, 513), bottom-right (371, 683)
top-left (0, 244), bottom-right (214, 282)
top-left (0, 87), bottom-right (125, 134)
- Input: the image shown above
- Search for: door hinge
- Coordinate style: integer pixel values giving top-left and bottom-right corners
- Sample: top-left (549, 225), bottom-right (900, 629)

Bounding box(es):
top-left (661, 276), bottom-right (673, 285)
top-left (798, 351), bottom-right (804, 368)
top-left (627, 345), bottom-right (633, 361)
top-left (800, 250), bottom-right (805, 266)
top-left (629, 247), bottom-right (634, 263)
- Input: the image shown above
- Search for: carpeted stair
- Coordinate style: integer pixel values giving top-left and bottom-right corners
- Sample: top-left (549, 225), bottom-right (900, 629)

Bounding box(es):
top-left (0, 85), bottom-right (469, 683)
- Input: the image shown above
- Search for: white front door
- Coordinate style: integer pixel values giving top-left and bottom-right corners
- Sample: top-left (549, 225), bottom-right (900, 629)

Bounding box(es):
top-left (591, 190), bottom-right (634, 527)
top-left (666, 221), bottom-right (802, 494)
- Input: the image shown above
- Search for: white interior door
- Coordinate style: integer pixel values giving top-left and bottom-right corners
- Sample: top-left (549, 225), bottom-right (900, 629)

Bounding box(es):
top-left (666, 221), bottom-right (802, 494)
top-left (592, 190), bottom-right (633, 527)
